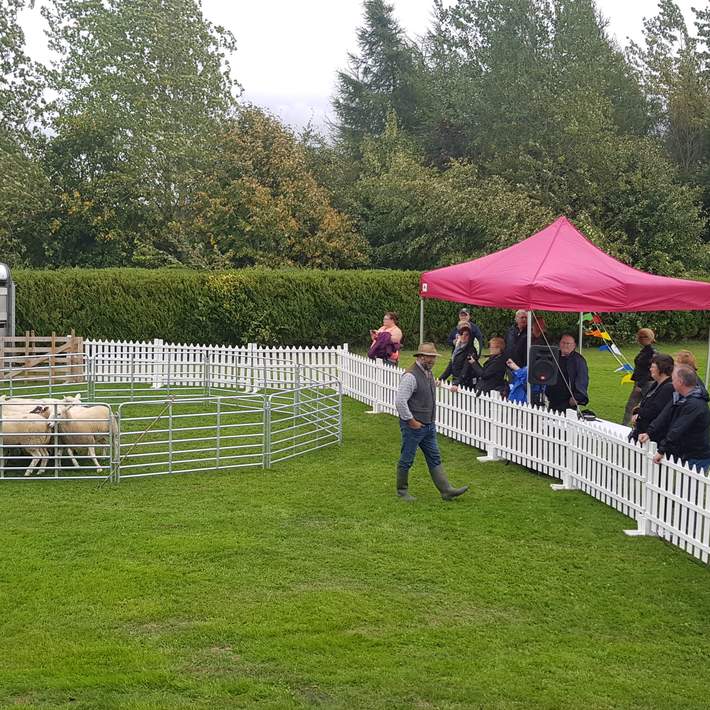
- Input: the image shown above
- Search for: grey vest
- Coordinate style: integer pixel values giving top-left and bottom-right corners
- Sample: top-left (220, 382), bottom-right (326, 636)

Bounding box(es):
top-left (407, 363), bottom-right (436, 424)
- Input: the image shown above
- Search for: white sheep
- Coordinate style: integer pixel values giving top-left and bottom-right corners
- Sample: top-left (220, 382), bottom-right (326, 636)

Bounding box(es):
top-left (0, 405), bottom-right (54, 476)
top-left (58, 397), bottom-right (118, 473)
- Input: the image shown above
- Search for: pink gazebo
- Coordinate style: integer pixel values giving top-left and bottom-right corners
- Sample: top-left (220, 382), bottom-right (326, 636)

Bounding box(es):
top-left (419, 216), bottom-right (710, 382)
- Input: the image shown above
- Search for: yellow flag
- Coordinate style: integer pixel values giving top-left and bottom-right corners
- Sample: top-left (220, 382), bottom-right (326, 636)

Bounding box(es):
top-left (600, 331), bottom-right (612, 341)
top-left (620, 373), bottom-right (633, 384)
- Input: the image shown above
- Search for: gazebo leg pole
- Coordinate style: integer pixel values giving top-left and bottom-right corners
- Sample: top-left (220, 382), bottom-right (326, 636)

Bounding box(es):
top-left (526, 310), bottom-right (532, 403)
top-left (706, 325), bottom-right (710, 388)
top-left (419, 297), bottom-right (424, 345)
top-left (578, 312), bottom-right (584, 351)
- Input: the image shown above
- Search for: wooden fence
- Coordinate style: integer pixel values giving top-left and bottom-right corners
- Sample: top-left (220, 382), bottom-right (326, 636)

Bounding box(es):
top-left (0, 331), bottom-right (84, 383)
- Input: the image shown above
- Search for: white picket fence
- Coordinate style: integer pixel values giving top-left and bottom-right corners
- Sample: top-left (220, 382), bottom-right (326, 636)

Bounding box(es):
top-left (80, 339), bottom-right (710, 564)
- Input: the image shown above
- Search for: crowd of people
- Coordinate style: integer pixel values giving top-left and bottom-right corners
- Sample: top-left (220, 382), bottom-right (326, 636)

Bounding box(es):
top-left (368, 308), bottom-right (710, 499)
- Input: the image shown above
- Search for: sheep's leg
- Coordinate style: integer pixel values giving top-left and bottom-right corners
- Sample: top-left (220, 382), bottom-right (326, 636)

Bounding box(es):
top-left (89, 446), bottom-right (103, 473)
top-left (36, 449), bottom-right (48, 476)
top-left (24, 450), bottom-right (40, 476)
top-left (65, 447), bottom-right (80, 468)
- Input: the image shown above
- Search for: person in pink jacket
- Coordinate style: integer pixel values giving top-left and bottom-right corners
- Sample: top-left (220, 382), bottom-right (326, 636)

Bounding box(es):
top-left (368, 312), bottom-right (403, 365)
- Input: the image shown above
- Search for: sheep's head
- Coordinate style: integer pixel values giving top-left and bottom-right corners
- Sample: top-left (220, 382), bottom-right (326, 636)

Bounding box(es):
top-left (30, 405), bottom-right (50, 418)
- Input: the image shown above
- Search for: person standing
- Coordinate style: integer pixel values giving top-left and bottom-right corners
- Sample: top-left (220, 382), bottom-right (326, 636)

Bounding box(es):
top-left (473, 337), bottom-right (508, 396)
top-left (395, 343), bottom-right (469, 502)
top-left (439, 322), bottom-right (477, 389)
top-left (622, 328), bottom-right (656, 425)
top-left (505, 310), bottom-right (528, 367)
top-left (368, 312), bottom-right (403, 365)
top-left (447, 307), bottom-right (484, 357)
top-left (545, 333), bottom-right (589, 413)
top-left (639, 365), bottom-right (710, 473)
top-left (628, 353), bottom-right (675, 442)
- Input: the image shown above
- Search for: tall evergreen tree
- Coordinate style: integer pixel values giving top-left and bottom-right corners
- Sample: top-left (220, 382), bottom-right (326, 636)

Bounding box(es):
top-left (332, 0), bottom-right (424, 153)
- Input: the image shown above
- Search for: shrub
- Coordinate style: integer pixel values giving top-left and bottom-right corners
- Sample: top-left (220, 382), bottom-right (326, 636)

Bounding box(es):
top-left (12, 268), bottom-right (709, 346)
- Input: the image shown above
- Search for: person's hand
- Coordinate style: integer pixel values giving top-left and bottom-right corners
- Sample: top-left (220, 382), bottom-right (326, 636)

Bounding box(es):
top-left (450, 385), bottom-right (459, 393)
top-left (653, 452), bottom-right (663, 464)
top-left (569, 397), bottom-right (578, 407)
top-left (506, 358), bottom-right (519, 371)
top-left (408, 418), bottom-right (423, 430)
top-left (638, 433), bottom-right (650, 444)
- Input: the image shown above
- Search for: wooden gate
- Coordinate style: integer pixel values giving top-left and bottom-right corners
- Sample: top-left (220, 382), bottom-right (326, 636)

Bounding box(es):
top-left (0, 331), bottom-right (85, 383)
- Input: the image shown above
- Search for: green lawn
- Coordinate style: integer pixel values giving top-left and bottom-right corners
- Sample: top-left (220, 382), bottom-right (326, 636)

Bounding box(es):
top-left (1, 343), bottom-right (709, 708)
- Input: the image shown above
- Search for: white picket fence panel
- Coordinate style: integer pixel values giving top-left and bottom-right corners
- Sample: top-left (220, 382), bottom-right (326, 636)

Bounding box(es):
top-left (81, 339), bottom-right (710, 565)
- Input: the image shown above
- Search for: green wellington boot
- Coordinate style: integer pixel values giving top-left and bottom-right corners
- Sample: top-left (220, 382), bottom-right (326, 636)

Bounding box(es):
top-left (396, 466), bottom-right (416, 501)
top-left (429, 464), bottom-right (469, 501)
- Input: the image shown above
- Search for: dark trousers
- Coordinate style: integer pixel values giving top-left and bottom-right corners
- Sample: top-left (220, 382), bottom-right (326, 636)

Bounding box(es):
top-left (398, 421), bottom-right (442, 473)
top-left (623, 385), bottom-right (643, 426)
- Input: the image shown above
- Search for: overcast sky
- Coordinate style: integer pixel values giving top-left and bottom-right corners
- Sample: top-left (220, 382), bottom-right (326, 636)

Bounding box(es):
top-left (18, 0), bottom-right (697, 132)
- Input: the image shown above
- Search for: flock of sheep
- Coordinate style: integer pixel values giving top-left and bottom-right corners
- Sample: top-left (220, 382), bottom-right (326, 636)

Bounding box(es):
top-left (0, 395), bottom-right (117, 476)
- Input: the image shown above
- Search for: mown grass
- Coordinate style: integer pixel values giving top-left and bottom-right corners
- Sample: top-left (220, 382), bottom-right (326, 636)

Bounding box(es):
top-left (0, 342), bottom-right (709, 708)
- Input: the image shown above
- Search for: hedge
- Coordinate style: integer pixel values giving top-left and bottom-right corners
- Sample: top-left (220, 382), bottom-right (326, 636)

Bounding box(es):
top-left (12, 268), bottom-right (710, 347)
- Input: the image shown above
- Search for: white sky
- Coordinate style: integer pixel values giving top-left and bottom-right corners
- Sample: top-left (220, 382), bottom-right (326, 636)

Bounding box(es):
top-left (18, 0), bottom-right (698, 132)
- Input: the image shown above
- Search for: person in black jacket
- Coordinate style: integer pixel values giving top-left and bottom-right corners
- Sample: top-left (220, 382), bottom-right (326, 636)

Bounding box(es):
top-left (628, 353), bottom-right (674, 441)
top-left (504, 310), bottom-right (528, 367)
top-left (473, 336), bottom-right (507, 395)
top-left (622, 328), bottom-right (656, 425)
top-left (439, 322), bottom-right (477, 389)
top-left (545, 333), bottom-right (589, 413)
top-left (639, 365), bottom-right (710, 472)
top-left (446, 308), bottom-right (484, 357)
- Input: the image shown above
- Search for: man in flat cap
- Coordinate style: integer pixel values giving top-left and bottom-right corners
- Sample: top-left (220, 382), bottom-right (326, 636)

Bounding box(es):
top-left (394, 342), bottom-right (469, 502)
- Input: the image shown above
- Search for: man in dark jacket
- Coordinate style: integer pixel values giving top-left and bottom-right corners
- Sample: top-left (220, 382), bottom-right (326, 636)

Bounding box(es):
top-left (640, 365), bottom-right (710, 472)
top-left (504, 310), bottom-right (528, 367)
top-left (545, 333), bottom-right (589, 413)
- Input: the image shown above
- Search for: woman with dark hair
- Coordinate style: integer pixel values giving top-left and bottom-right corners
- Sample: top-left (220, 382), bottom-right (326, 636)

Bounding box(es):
top-left (368, 312), bottom-right (403, 365)
top-left (628, 353), bottom-right (675, 442)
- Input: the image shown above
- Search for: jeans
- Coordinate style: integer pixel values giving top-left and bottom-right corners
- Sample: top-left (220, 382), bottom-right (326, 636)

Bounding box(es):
top-left (398, 420), bottom-right (442, 473)
top-left (686, 458), bottom-right (710, 474)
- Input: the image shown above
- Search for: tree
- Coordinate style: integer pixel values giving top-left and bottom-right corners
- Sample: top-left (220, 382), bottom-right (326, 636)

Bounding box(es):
top-left (352, 116), bottom-right (552, 268)
top-left (0, 0), bottom-right (51, 266)
top-left (628, 0), bottom-right (707, 177)
top-left (174, 107), bottom-right (369, 268)
top-left (42, 0), bottom-right (240, 266)
top-left (332, 0), bottom-right (425, 153)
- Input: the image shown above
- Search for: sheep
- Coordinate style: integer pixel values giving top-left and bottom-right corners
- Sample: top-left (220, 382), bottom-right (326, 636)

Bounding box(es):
top-left (0, 405), bottom-right (54, 476)
top-left (57, 398), bottom-right (118, 473)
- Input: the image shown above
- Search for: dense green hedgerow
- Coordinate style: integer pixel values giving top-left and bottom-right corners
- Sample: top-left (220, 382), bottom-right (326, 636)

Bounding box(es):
top-left (12, 268), bottom-right (710, 346)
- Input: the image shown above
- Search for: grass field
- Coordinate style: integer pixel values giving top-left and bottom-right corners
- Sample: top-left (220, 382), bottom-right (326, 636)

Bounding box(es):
top-left (1, 342), bottom-right (709, 708)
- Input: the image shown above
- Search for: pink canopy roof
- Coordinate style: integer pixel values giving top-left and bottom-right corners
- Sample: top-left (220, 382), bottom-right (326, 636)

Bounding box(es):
top-left (419, 216), bottom-right (710, 312)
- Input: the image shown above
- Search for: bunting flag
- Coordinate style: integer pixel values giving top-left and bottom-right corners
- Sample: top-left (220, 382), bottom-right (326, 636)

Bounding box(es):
top-left (582, 312), bottom-right (635, 385)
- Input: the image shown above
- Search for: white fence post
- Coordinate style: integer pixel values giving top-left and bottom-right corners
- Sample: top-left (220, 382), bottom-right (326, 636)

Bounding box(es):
top-left (477, 391), bottom-right (503, 462)
top-left (551, 409), bottom-right (579, 491)
top-left (624, 440), bottom-right (659, 537)
top-left (338, 343), bottom-right (350, 396)
top-left (151, 338), bottom-right (164, 389)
